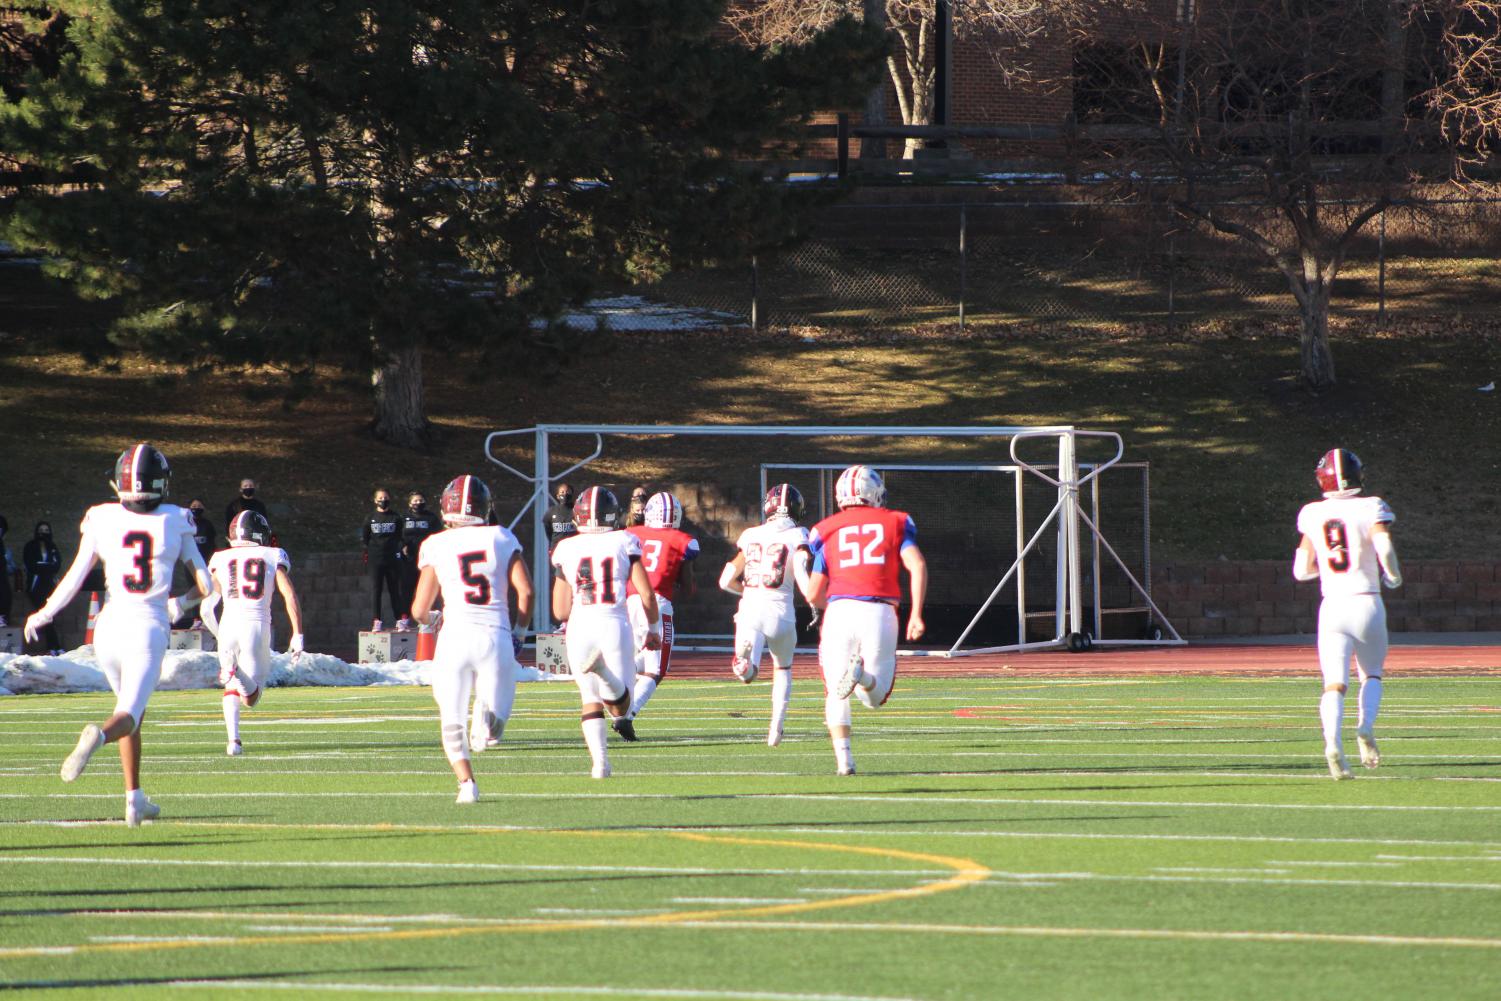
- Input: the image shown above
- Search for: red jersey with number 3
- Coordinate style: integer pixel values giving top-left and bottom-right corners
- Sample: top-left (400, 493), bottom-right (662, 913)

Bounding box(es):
top-left (809, 507), bottom-right (918, 602)
top-left (552, 529), bottom-right (641, 621)
top-left (625, 526), bottom-right (699, 601)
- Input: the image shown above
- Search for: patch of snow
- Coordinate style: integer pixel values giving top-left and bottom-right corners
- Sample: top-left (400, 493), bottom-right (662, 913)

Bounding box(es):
top-left (0, 648), bottom-right (548, 697)
top-left (540, 295), bottom-right (743, 332)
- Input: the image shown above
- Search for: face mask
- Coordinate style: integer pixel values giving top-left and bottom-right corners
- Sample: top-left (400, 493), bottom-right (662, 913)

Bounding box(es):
top-left (376, 500), bottom-right (390, 510)
top-left (38, 529), bottom-right (51, 540)
top-left (242, 488), bottom-right (256, 498)
top-left (190, 508), bottom-right (204, 516)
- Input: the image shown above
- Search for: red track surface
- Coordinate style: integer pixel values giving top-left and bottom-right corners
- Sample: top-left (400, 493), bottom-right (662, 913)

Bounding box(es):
top-left (661, 643), bottom-right (1501, 679)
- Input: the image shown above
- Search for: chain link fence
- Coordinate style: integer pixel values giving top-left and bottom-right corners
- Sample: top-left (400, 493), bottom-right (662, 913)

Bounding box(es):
top-left (641, 199), bottom-right (1501, 330)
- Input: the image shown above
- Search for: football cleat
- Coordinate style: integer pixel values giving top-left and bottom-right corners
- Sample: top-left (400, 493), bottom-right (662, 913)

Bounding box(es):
top-left (768, 722), bottom-right (784, 747)
top-left (837, 763), bottom-right (857, 776)
top-left (1326, 749), bottom-right (1354, 781)
top-left (441, 474), bottom-right (492, 527)
top-left (763, 483), bottom-right (806, 523)
top-left (125, 796), bottom-right (161, 827)
top-left (613, 717), bottom-right (639, 742)
top-left (834, 465), bottom-right (885, 509)
top-left (61, 724), bottom-right (105, 782)
top-left (591, 760), bottom-right (612, 779)
top-left (834, 653), bottom-right (865, 700)
top-left (111, 443), bottom-right (171, 513)
top-left (1357, 731), bottom-right (1381, 768)
top-left (226, 740), bottom-right (243, 757)
top-left (643, 492), bottom-right (683, 529)
top-left (455, 781), bottom-right (479, 805)
top-left (1315, 448), bottom-right (1364, 496)
top-left (227, 510), bottom-right (272, 547)
top-left (732, 642), bottom-right (758, 683)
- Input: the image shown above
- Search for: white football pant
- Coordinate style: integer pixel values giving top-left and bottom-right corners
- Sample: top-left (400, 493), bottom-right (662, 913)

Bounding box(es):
top-left (819, 599), bottom-right (897, 728)
top-left (93, 605), bottom-right (168, 723)
top-left (217, 617), bottom-right (273, 692)
top-left (431, 625), bottom-right (519, 762)
top-left (734, 602), bottom-right (797, 671)
top-left (1317, 593), bottom-right (1388, 687)
top-left (566, 614), bottom-right (636, 705)
top-left (628, 594), bottom-right (674, 679)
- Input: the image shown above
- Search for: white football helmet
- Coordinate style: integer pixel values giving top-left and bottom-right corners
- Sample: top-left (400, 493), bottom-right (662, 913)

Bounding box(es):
top-left (643, 491), bottom-right (682, 529)
top-left (834, 465), bottom-right (885, 508)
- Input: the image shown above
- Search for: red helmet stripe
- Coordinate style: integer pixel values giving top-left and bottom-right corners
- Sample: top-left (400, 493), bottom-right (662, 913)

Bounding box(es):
top-left (461, 475), bottom-right (472, 518)
top-left (127, 443), bottom-right (146, 492)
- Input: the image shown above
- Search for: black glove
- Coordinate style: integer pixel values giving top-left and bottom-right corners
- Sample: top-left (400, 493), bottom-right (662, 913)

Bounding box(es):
top-left (807, 607), bottom-right (822, 632)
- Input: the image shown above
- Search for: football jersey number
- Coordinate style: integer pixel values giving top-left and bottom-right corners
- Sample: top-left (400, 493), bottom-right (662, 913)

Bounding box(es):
top-left (743, 542), bottom-right (790, 588)
top-left (122, 531), bottom-right (153, 593)
top-left (459, 552), bottom-right (492, 605)
top-left (1322, 520), bottom-right (1351, 573)
top-left (835, 523), bottom-right (886, 568)
top-left (641, 539), bottom-right (662, 574)
top-left (242, 558), bottom-right (267, 600)
top-left (574, 557), bottom-right (617, 605)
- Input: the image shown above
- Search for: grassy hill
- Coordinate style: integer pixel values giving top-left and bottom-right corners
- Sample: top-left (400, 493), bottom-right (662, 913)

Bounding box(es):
top-left (2, 261), bottom-right (1498, 567)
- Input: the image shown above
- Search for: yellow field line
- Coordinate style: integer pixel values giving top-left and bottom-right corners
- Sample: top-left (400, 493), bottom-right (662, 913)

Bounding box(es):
top-left (0, 828), bottom-right (990, 961)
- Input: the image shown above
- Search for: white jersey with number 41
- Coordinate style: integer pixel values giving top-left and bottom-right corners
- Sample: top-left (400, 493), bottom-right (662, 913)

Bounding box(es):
top-left (1296, 494), bottom-right (1395, 598)
top-left (552, 530), bottom-right (641, 622)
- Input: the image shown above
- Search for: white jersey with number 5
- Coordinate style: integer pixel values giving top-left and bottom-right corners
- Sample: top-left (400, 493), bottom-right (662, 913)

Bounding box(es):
top-left (735, 519), bottom-right (809, 624)
top-left (1296, 495), bottom-right (1395, 598)
top-left (82, 502), bottom-right (197, 619)
top-left (418, 525), bottom-right (523, 631)
top-left (209, 545), bottom-right (291, 624)
top-left (552, 530), bottom-right (641, 622)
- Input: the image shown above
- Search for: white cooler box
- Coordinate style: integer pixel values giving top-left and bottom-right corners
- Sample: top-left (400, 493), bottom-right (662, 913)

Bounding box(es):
top-left (359, 630), bottom-right (416, 663)
top-left (168, 629), bottom-right (216, 652)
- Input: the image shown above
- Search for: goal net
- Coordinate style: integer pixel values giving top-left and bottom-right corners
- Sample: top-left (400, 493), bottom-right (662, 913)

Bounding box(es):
top-left (483, 424), bottom-right (1182, 656)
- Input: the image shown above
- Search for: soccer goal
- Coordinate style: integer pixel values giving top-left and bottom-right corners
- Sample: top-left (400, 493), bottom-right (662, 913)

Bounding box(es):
top-left (482, 423), bottom-right (1183, 655)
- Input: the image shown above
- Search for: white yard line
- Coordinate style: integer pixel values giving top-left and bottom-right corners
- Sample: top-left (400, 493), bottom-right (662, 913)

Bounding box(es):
top-left (162, 982), bottom-right (924, 1001)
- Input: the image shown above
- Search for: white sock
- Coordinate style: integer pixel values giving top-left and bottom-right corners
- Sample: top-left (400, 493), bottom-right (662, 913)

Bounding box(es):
top-left (1320, 690), bottom-right (1344, 752)
top-left (1358, 677), bottom-right (1382, 734)
top-left (630, 676), bottom-right (658, 719)
top-left (223, 694), bottom-right (241, 743)
top-left (833, 736), bottom-right (853, 771)
top-left (582, 716), bottom-right (609, 767)
top-left (771, 669), bottom-right (793, 727)
top-left (127, 788), bottom-right (149, 807)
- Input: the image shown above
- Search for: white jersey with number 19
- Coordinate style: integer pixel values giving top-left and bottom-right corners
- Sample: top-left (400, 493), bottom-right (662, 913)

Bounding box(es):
top-left (209, 545), bottom-right (291, 624)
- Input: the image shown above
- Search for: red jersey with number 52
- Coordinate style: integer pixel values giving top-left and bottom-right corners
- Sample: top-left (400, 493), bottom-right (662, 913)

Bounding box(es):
top-left (809, 507), bottom-right (918, 602)
top-left (552, 529), bottom-right (641, 621)
top-left (418, 524), bottom-right (523, 630)
top-left (625, 526), bottom-right (699, 601)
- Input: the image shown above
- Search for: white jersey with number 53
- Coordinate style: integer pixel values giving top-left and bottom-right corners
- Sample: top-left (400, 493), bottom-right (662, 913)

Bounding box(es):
top-left (209, 545), bottom-right (291, 624)
top-left (735, 518), bottom-right (809, 623)
top-left (418, 525), bottom-right (523, 631)
top-left (552, 530), bottom-right (641, 622)
top-left (81, 502), bottom-right (197, 617)
top-left (1296, 495), bottom-right (1395, 599)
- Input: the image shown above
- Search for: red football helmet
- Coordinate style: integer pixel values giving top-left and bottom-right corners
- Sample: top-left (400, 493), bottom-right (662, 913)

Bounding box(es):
top-left (763, 483), bottom-right (806, 523)
top-left (112, 443), bottom-right (171, 513)
top-left (228, 510), bottom-right (272, 547)
top-left (440, 474), bottom-right (492, 527)
top-left (573, 486), bottom-right (621, 532)
top-left (1315, 449), bottom-right (1363, 495)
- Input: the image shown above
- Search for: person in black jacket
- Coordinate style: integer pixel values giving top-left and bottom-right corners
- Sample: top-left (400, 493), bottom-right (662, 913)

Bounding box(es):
top-left (361, 488), bottom-right (403, 632)
top-left (396, 491), bottom-right (438, 630)
top-left (187, 499), bottom-right (216, 562)
top-left (22, 521), bottom-right (63, 654)
top-left (225, 478), bottom-right (268, 529)
top-left (543, 483), bottom-right (577, 549)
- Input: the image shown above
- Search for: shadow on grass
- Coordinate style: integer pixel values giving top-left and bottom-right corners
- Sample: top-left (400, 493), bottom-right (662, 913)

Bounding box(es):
top-left (0, 967), bottom-right (432, 992)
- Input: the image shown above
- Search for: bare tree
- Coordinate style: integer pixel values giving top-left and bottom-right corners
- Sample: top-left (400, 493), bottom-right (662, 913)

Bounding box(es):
top-left (728, 0), bottom-right (1080, 158)
top-left (1426, 0), bottom-right (1501, 180)
top-left (1074, 0), bottom-right (1435, 389)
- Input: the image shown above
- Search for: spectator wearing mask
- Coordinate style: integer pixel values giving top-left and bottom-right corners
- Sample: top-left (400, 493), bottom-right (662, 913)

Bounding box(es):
top-left (396, 491), bottom-right (438, 631)
top-left (22, 521), bottom-right (62, 652)
top-left (176, 500), bottom-right (218, 629)
top-left (544, 483), bottom-right (577, 548)
top-left (225, 478), bottom-right (268, 529)
top-left (0, 514), bottom-right (20, 627)
top-left (627, 485), bottom-right (651, 527)
top-left (361, 488), bottom-right (402, 631)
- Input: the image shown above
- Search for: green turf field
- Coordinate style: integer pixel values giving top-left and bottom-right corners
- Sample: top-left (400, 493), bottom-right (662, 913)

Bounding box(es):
top-left (2, 674), bottom-right (1500, 1000)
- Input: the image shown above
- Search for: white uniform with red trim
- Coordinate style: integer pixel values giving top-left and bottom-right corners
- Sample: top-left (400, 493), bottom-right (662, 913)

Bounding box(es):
top-left (209, 544), bottom-right (291, 692)
top-left (733, 518), bottom-right (810, 671)
top-left (1297, 494), bottom-right (1396, 687)
top-left (418, 524), bottom-right (524, 761)
top-left (552, 529), bottom-right (641, 705)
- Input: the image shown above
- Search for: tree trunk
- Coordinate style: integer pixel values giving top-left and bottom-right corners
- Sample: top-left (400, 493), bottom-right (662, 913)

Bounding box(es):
top-left (1298, 285), bottom-right (1337, 390)
top-left (371, 343), bottom-right (433, 449)
top-left (860, 0), bottom-right (887, 159)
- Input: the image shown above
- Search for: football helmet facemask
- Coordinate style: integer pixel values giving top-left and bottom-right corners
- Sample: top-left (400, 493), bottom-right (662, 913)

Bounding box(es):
top-left (228, 510), bottom-right (272, 547)
top-left (1315, 449), bottom-right (1363, 496)
top-left (441, 474), bottom-right (492, 527)
top-left (112, 443), bottom-right (171, 513)
top-left (763, 483), bottom-right (806, 523)
top-left (574, 486), bottom-right (621, 532)
top-left (834, 465), bottom-right (885, 509)
top-left (643, 492), bottom-right (683, 529)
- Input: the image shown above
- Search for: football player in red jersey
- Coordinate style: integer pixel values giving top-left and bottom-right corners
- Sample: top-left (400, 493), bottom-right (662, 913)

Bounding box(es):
top-left (806, 465), bottom-right (927, 776)
top-left (621, 491), bottom-right (698, 735)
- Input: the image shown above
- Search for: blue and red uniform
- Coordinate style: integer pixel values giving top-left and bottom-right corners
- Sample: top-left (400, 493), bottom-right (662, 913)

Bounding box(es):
top-left (808, 507), bottom-right (918, 603)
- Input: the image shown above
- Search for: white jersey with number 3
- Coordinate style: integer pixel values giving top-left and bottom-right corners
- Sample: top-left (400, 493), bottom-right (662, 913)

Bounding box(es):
top-left (82, 502), bottom-right (197, 618)
top-left (1297, 494), bottom-right (1395, 598)
top-left (552, 530), bottom-right (641, 622)
top-left (735, 519), bottom-right (809, 624)
top-left (209, 545), bottom-right (291, 624)
top-left (418, 525), bottom-right (523, 631)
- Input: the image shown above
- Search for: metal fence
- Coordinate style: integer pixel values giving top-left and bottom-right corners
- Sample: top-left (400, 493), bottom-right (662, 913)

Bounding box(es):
top-left (641, 198), bottom-right (1501, 330)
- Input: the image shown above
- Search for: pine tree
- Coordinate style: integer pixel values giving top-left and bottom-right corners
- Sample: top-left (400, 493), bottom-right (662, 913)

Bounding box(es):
top-left (1, 1), bottom-right (882, 446)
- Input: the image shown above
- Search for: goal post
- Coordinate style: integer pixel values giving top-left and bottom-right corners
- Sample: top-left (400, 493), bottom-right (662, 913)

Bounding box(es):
top-left (482, 423), bottom-right (1183, 654)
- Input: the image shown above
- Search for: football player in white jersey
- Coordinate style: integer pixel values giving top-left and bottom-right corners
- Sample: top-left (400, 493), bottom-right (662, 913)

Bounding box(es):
top-left (202, 511), bottom-right (305, 757)
top-left (551, 486), bottom-right (661, 777)
top-left (410, 475), bottom-right (533, 804)
top-left (24, 444), bottom-right (212, 826)
top-left (721, 483), bottom-right (816, 746)
top-left (1293, 448), bottom-right (1402, 781)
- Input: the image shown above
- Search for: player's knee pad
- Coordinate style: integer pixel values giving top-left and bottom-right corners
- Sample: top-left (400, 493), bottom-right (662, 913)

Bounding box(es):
top-left (1324, 683), bottom-right (1347, 694)
top-left (824, 694), bottom-right (851, 729)
top-left (582, 707), bottom-right (605, 722)
top-left (441, 722), bottom-right (468, 760)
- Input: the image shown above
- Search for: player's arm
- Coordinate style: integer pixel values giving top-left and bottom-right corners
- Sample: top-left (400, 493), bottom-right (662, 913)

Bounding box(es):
top-left (508, 553), bottom-right (533, 629)
top-left (410, 565), bottom-right (441, 626)
top-left (1292, 535), bottom-right (1320, 581)
top-left (551, 572), bottom-right (572, 623)
top-left (678, 559), bottom-right (696, 599)
top-left (275, 566), bottom-right (306, 660)
top-left (1372, 522), bottom-right (1402, 588)
top-left (792, 545), bottom-right (815, 603)
top-left (901, 543), bottom-right (927, 642)
top-left (718, 552), bottom-right (746, 595)
top-left (24, 530), bottom-right (99, 641)
top-left (630, 556), bottom-right (662, 650)
top-left (804, 536), bottom-right (829, 609)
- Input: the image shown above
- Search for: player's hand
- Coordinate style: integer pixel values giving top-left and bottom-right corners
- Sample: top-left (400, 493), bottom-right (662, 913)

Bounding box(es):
top-left (288, 633), bottom-right (305, 665)
top-left (166, 596), bottom-right (184, 622)
top-left (807, 607), bottom-right (821, 632)
top-left (905, 613), bottom-right (926, 642)
top-left (23, 611), bottom-right (51, 644)
top-left (1382, 572), bottom-right (1403, 590)
top-left (643, 630), bottom-right (662, 652)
